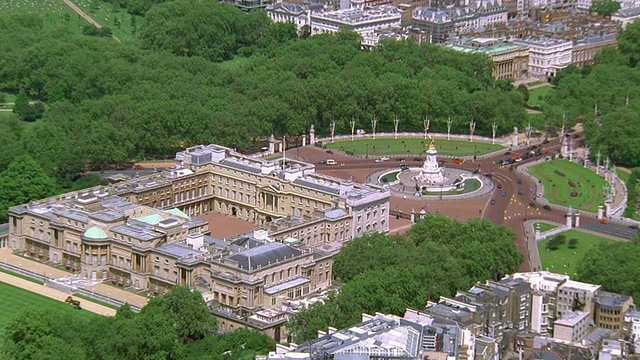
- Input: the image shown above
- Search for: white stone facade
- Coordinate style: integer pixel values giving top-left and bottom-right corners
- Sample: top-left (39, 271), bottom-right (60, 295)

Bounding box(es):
top-left (512, 37), bottom-right (572, 81)
top-left (265, 3), bottom-right (313, 30)
top-left (310, 5), bottom-right (401, 41)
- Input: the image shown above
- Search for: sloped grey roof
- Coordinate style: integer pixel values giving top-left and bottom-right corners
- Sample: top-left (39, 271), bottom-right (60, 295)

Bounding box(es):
top-left (413, 8), bottom-right (451, 22)
top-left (325, 208), bottom-right (348, 219)
top-left (293, 178), bottom-right (340, 195)
top-left (220, 159), bottom-right (262, 174)
top-left (614, 6), bottom-right (640, 17)
top-left (270, 2), bottom-right (309, 13)
top-left (228, 242), bottom-right (302, 271)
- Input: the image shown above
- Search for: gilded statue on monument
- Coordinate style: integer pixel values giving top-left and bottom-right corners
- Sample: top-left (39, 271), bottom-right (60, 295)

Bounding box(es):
top-left (428, 135), bottom-right (436, 150)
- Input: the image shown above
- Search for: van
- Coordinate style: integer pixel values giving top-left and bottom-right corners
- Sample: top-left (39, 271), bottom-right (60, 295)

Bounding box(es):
top-left (326, 159), bottom-right (337, 165)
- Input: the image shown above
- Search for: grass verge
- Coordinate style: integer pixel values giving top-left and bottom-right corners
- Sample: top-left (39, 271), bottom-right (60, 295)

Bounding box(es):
top-left (529, 159), bottom-right (608, 212)
top-left (528, 85), bottom-right (554, 107)
top-left (534, 222), bottom-right (557, 232)
top-left (0, 281), bottom-right (98, 329)
top-left (537, 230), bottom-right (616, 278)
top-left (325, 138), bottom-right (503, 158)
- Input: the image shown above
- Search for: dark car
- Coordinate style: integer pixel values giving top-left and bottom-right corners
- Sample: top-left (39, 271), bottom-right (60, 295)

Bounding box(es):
top-left (396, 157), bottom-right (405, 162)
top-left (497, 184), bottom-right (502, 189)
top-left (326, 149), bottom-right (334, 154)
top-left (502, 192), bottom-right (507, 197)
top-left (517, 189), bottom-right (523, 195)
top-left (491, 199), bottom-right (496, 205)
top-left (413, 157), bottom-right (422, 162)
top-left (517, 178), bottom-right (522, 184)
top-left (543, 205), bottom-right (551, 211)
top-left (529, 202), bottom-right (536, 208)
top-left (318, 160), bottom-right (327, 165)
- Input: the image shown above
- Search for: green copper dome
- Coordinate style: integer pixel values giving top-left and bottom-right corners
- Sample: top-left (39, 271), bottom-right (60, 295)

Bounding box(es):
top-left (83, 226), bottom-right (108, 239)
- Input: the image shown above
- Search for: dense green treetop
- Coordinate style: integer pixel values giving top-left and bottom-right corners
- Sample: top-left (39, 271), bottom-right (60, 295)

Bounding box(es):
top-left (288, 215), bottom-right (523, 342)
top-left (589, 0), bottom-right (621, 16)
top-left (0, 7), bottom-right (527, 178)
top-left (543, 21), bottom-right (640, 167)
top-left (141, 285), bottom-right (217, 343)
top-left (0, 155), bottom-right (57, 220)
top-left (576, 235), bottom-right (640, 300)
top-left (2, 286), bottom-right (275, 359)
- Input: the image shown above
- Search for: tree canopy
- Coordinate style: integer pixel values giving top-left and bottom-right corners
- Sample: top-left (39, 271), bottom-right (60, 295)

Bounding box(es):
top-left (0, 155), bottom-right (57, 220)
top-left (0, 7), bottom-right (527, 179)
top-left (575, 235), bottom-right (640, 300)
top-left (543, 21), bottom-right (640, 167)
top-left (589, 0), bottom-right (621, 16)
top-left (1, 286), bottom-right (275, 359)
top-left (288, 215), bottom-right (523, 342)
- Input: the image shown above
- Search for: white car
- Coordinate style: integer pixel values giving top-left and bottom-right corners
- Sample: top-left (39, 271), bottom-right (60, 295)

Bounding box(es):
top-left (380, 157), bottom-right (389, 161)
top-left (375, 158), bottom-right (384, 163)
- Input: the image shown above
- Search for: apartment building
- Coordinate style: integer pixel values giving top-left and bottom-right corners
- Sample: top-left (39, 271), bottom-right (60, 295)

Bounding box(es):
top-left (265, 2), bottom-right (313, 30)
top-left (265, 310), bottom-right (473, 360)
top-left (410, 0), bottom-right (508, 43)
top-left (220, 0), bottom-right (274, 11)
top-left (612, 7), bottom-right (640, 28)
top-left (572, 32), bottom-right (617, 68)
top-left (594, 291), bottom-right (634, 332)
top-left (624, 306), bottom-right (640, 352)
top-left (510, 271), bottom-right (569, 335)
top-left (512, 37), bottom-right (572, 81)
top-left (553, 311), bottom-right (591, 342)
top-left (447, 37), bottom-right (529, 80)
top-left (309, 5), bottom-right (402, 43)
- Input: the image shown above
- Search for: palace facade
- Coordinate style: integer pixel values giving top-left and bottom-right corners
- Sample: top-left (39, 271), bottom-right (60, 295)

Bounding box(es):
top-left (6, 144), bottom-right (390, 341)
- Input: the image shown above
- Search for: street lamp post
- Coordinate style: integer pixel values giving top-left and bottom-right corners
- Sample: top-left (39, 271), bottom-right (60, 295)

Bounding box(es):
top-left (469, 119), bottom-right (476, 142)
top-left (474, 145), bottom-right (478, 163)
top-left (330, 120), bottom-right (336, 143)
top-left (492, 123), bottom-right (498, 145)
top-left (366, 143), bottom-right (369, 159)
top-left (350, 117), bottom-right (356, 141)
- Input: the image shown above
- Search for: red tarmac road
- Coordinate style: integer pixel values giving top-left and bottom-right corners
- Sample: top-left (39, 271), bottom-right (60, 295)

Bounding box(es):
top-left (294, 134), bottom-right (588, 272)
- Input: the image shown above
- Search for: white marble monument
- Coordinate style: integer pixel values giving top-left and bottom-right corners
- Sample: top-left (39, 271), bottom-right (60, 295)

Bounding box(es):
top-left (415, 136), bottom-right (446, 184)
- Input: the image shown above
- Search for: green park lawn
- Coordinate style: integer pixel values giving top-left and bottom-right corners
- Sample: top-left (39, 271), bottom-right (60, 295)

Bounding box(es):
top-left (534, 222), bottom-right (557, 232)
top-left (325, 138), bottom-right (504, 158)
top-left (529, 159), bottom-right (608, 212)
top-left (72, 0), bottom-right (144, 40)
top-left (0, 0), bottom-right (89, 35)
top-left (0, 0), bottom-right (141, 41)
top-left (537, 230), bottom-right (616, 278)
top-left (528, 85), bottom-right (554, 107)
top-left (617, 169), bottom-right (640, 220)
top-left (0, 282), bottom-right (98, 330)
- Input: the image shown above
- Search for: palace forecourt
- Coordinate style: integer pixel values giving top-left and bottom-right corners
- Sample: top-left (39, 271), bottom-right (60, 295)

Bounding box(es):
top-left (5, 143), bottom-right (390, 341)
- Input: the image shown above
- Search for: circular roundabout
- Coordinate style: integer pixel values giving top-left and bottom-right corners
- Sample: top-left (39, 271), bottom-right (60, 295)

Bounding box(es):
top-left (375, 137), bottom-right (493, 199)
